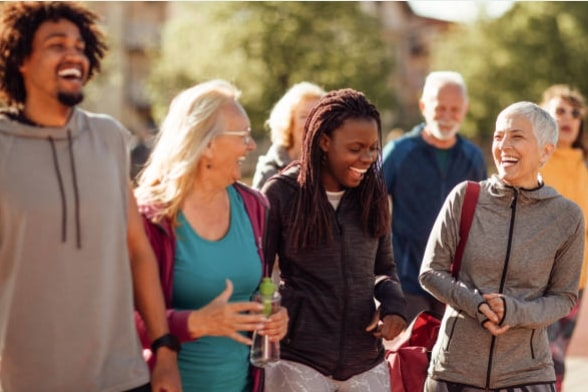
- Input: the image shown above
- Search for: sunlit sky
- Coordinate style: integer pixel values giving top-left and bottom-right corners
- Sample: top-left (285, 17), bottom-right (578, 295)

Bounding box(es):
top-left (408, 1), bottom-right (515, 23)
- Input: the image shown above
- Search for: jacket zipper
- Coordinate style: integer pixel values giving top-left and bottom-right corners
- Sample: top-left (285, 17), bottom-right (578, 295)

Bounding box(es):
top-left (333, 197), bottom-right (348, 378)
top-left (260, 202), bottom-right (271, 277)
top-left (485, 188), bottom-right (518, 390)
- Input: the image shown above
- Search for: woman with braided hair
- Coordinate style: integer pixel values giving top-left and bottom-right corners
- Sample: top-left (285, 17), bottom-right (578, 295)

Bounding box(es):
top-left (261, 88), bottom-right (407, 391)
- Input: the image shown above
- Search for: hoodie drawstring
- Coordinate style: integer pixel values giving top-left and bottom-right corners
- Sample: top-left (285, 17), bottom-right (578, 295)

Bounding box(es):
top-left (48, 136), bottom-right (67, 244)
top-left (67, 130), bottom-right (81, 249)
top-left (48, 130), bottom-right (81, 249)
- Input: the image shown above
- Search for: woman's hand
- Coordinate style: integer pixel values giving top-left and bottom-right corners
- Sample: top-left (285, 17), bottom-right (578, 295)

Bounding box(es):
top-left (187, 280), bottom-right (265, 345)
top-left (479, 293), bottom-right (510, 336)
top-left (483, 293), bottom-right (505, 323)
top-left (259, 306), bottom-right (289, 342)
top-left (366, 309), bottom-right (406, 340)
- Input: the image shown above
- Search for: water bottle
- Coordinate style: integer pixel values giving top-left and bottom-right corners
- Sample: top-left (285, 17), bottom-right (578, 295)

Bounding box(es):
top-left (250, 277), bottom-right (281, 367)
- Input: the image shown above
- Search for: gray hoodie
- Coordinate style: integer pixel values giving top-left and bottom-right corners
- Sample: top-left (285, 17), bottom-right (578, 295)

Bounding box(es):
top-left (420, 176), bottom-right (584, 389)
top-left (0, 109), bottom-right (149, 391)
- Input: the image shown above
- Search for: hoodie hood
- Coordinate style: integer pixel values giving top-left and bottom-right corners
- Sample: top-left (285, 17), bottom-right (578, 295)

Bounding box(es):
top-left (0, 108), bottom-right (86, 140)
top-left (0, 108), bottom-right (87, 249)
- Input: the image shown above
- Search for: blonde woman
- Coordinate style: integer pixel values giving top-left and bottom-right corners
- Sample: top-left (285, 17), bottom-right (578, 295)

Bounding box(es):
top-left (134, 79), bottom-right (288, 392)
top-left (252, 81), bottom-right (325, 189)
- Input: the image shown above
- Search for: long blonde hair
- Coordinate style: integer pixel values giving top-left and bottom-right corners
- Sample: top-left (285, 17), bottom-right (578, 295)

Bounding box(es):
top-left (135, 79), bottom-right (241, 221)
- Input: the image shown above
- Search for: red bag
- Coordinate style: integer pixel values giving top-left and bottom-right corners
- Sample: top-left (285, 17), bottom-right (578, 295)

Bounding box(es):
top-left (386, 181), bottom-right (480, 392)
top-left (386, 311), bottom-right (440, 392)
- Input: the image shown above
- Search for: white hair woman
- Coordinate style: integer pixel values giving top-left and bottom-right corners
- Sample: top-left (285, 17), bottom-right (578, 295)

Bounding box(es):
top-left (420, 102), bottom-right (584, 392)
top-left (135, 79), bottom-right (288, 392)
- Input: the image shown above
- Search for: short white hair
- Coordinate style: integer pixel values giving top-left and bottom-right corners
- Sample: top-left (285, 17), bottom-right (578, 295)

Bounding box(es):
top-left (498, 101), bottom-right (558, 146)
top-left (421, 71), bottom-right (468, 102)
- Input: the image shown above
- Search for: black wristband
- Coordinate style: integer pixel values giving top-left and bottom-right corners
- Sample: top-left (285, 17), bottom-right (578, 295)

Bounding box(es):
top-left (151, 333), bottom-right (180, 354)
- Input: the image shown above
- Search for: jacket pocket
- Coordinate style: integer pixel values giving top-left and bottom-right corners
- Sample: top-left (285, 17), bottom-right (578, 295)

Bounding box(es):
top-left (529, 329), bottom-right (536, 360)
top-left (445, 309), bottom-right (461, 350)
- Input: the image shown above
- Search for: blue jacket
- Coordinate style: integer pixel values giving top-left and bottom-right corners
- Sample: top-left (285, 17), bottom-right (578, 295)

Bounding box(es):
top-left (382, 123), bottom-right (487, 295)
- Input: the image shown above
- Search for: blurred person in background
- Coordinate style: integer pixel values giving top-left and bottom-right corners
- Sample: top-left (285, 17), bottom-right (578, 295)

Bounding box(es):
top-left (382, 70), bottom-right (487, 322)
top-left (540, 84), bottom-right (588, 391)
top-left (252, 81), bottom-right (325, 190)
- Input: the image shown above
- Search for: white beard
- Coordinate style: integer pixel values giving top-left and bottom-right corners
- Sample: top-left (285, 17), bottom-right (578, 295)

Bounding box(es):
top-left (428, 122), bottom-right (459, 141)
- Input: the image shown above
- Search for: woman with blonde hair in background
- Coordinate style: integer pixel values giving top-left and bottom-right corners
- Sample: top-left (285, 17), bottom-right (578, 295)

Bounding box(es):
top-left (252, 81), bottom-right (325, 189)
top-left (540, 84), bottom-right (588, 391)
top-left (134, 79), bottom-right (288, 392)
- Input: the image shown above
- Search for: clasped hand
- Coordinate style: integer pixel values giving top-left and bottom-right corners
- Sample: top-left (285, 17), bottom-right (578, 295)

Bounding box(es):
top-left (187, 279), bottom-right (288, 345)
top-left (478, 293), bottom-right (510, 336)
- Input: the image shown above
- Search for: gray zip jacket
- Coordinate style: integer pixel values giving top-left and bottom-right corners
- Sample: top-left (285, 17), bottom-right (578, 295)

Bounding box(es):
top-left (420, 176), bottom-right (584, 389)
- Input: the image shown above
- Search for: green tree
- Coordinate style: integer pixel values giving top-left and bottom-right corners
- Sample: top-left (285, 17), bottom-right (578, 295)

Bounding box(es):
top-left (430, 2), bottom-right (588, 146)
top-left (147, 2), bottom-right (395, 135)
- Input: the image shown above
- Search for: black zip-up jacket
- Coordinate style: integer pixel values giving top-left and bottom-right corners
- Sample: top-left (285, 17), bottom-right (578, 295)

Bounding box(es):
top-left (262, 166), bottom-right (406, 380)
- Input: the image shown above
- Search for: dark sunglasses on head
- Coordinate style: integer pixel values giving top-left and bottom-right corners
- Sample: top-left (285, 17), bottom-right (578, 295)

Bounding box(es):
top-left (555, 107), bottom-right (583, 119)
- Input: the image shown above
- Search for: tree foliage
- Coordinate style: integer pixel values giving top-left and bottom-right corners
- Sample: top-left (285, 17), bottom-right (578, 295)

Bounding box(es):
top-left (431, 2), bottom-right (588, 145)
top-left (147, 2), bottom-right (395, 136)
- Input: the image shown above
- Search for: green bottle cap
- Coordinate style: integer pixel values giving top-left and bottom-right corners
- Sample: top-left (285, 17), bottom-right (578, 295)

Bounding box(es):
top-left (259, 277), bottom-right (276, 297)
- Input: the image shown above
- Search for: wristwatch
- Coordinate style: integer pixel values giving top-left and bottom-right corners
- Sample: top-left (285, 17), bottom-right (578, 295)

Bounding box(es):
top-left (150, 333), bottom-right (181, 354)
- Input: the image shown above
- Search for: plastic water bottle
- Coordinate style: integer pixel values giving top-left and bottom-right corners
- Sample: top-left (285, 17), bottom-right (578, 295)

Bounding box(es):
top-left (250, 277), bottom-right (281, 367)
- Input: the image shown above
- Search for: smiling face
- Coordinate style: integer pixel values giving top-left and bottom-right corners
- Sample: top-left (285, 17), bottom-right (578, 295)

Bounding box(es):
top-left (493, 112), bottom-right (553, 188)
top-left (420, 83), bottom-right (468, 147)
top-left (207, 101), bottom-right (255, 185)
top-left (19, 18), bottom-right (89, 109)
top-left (544, 96), bottom-right (583, 149)
top-left (319, 117), bottom-right (379, 192)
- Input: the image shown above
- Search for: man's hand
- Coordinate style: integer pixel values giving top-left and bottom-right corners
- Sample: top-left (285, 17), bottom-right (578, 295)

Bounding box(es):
top-left (151, 348), bottom-right (182, 392)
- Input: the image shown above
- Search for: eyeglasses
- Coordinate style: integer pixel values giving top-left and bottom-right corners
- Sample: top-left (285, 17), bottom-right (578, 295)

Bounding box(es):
top-left (220, 129), bottom-right (253, 144)
top-left (555, 107), bottom-right (583, 119)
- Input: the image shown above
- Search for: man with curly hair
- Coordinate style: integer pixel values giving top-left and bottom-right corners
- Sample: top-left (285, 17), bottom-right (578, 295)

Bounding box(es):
top-left (0, 2), bottom-right (181, 391)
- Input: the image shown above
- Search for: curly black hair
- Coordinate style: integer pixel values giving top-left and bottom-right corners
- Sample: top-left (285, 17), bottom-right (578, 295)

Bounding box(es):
top-left (0, 1), bottom-right (107, 106)
top-left (290, 88), bottom-right (390, 250)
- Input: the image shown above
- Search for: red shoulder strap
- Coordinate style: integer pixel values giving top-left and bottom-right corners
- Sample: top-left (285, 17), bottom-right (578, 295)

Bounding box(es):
top-left (451, 181), bottom-right (480, 278)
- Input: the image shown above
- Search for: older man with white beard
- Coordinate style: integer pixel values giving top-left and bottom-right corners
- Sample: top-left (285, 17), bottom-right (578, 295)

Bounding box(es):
top-left (382, 71), bottom-right (487, 322)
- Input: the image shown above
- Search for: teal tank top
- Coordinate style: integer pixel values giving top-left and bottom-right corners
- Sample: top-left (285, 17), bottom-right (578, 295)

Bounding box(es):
top-left (172, 186), bottom-right (262, 392)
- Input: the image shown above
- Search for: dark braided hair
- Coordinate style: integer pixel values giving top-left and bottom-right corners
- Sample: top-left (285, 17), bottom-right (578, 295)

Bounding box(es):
top-left (0, 1), bottom-right (107, 107)
top-left (291, 88), bottom-right (390, 250)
